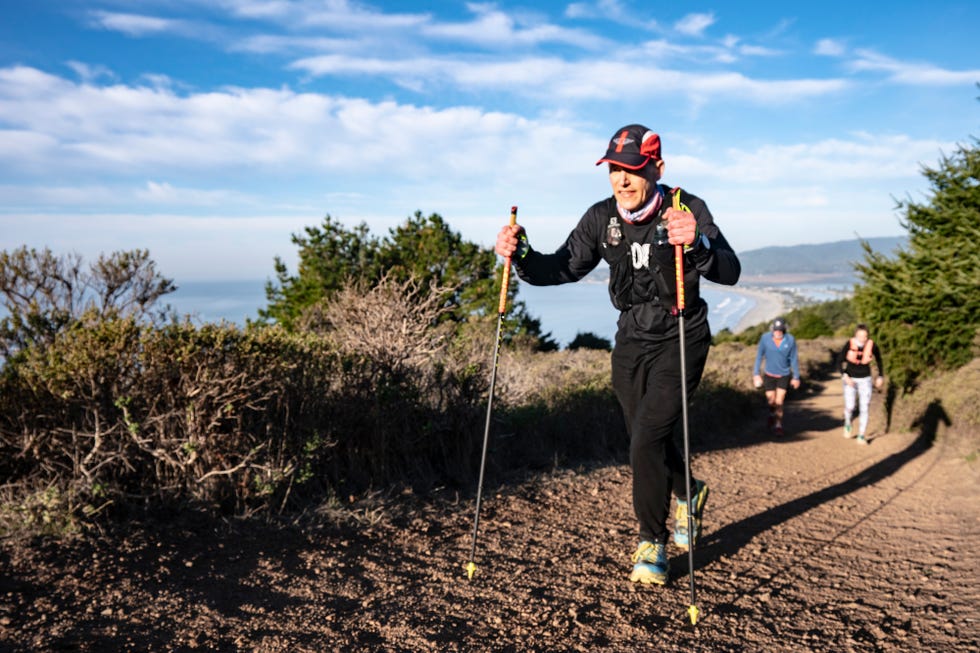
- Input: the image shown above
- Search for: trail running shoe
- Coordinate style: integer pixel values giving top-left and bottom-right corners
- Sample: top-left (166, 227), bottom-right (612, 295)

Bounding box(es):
top-left (630, 541), bottom-right (668, 585)
top-left (773, 424), bottom-right (785, 437)
top-left (673, 480), bottom-right (709, 551)
top-left (856, 434), bottom-right (868, 445)
top-left (843, 421), bottom-right (854, 438)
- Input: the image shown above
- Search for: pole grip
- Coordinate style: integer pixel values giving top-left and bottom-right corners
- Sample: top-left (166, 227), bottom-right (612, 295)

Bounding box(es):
top-left (498, 206), bottom-right (518, 315)
top-left (672, 192), bottom-right (686, 312)
top-left (674, 244), bottom-right (685, 312)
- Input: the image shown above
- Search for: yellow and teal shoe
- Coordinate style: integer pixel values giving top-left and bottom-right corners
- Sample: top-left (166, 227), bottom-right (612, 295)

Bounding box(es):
top-left (673, 480), bottom-right (709, 551)
top-left (629, 541), bottom-right (668, 585)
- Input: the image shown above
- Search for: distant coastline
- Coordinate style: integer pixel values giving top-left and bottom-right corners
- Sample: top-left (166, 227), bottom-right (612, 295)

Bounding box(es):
top-left (729, 287), bottom-right (787, 333)
top-left (167, 275), bottom-right (847, 345)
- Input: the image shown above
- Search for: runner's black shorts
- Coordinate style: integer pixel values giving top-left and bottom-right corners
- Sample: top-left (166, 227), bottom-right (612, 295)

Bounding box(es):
top-left (763, 374), bottom-right (792, 391)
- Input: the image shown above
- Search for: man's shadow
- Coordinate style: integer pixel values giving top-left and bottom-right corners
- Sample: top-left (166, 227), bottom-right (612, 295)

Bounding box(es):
top-left (687, 399), bottom-right (951, 569)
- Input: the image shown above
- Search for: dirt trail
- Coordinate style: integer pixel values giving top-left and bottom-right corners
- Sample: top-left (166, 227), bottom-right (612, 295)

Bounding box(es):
top-left (2, 377), bottom-right (978, 652)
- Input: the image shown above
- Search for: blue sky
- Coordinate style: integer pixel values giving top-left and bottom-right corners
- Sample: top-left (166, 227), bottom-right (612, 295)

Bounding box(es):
top-left (1, 1), bottom-right (977, 281)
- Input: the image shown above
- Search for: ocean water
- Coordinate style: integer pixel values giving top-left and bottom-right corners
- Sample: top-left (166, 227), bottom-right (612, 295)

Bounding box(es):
top-left (169, 279), bottom-right (270, 325)
top-left (167, 278), bottom-right (759, 347)
top-left (516, 280), bottom-right (754, 347)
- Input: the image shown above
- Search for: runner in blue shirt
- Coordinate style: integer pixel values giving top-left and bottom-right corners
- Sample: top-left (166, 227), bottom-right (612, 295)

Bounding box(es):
top-left (752, 317), bottom-right (800, 436)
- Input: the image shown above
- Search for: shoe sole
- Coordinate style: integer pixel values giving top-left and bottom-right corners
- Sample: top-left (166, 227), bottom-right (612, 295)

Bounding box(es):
top-left (630, 570), bottom-right (668, 585)
top-left (674, 483), bottom-right (710, 551)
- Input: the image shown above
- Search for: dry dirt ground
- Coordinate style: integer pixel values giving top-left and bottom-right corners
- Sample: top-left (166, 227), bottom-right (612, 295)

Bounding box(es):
top-left (2, 376), bottom-right (978, 652)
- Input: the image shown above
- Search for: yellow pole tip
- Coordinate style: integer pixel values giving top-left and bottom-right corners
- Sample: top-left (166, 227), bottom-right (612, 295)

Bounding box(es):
top-left (465, 561), bottom-right (476, 580)
top-left (688, 604), bottom-right (700, 625)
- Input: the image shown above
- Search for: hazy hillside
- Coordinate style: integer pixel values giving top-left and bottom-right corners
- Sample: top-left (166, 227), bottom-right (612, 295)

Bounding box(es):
top-left (737, 236), bottom-right (906, 278)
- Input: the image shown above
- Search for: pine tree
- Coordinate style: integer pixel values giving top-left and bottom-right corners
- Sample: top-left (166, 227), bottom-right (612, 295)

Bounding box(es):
top-left (853, 138), bottom-right (980, 391)
top-left (258, 211), bottom-right (556, 348)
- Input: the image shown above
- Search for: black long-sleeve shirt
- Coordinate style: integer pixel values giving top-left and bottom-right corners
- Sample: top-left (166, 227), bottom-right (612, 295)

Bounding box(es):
top-left (514, 187), bottom-right (740, 344)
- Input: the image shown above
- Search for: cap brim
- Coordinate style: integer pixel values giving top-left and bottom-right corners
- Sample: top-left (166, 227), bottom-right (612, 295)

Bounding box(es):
top-left (596, 154), bottom-right (651, 170)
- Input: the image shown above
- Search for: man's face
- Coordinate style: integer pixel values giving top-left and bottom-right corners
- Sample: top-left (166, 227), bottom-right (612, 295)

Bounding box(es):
top-left (854, 329), bottom-right (869, 346)
top-left (608, 160), bottom-right (663, 211)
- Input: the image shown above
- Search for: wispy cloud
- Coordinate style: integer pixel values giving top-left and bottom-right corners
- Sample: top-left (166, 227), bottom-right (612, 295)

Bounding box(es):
top-left (674, 12), bottom-right (715, 38)
top-left (0, 180), bottom-right (254, 209)
top-left (563, 0), bottom-right (659, 30)
top-left (136, 181), bottom-right (257, 207)
top-left (230, 34), bottom-right (363, 55)
top-left (421, 5), bottom-right (607, 49)
top-left (289, 54), bottom-right (848, 103)
top-left (88, 11), bottom-right (190, 37)
top-left (850, 49), bottom-right (980, 86)
top-left (814, 38), bottom-right (847, 57)
top-left (65, 61), bottom-right (116, 83)
top-left (214, 0), bottom-right (429, 30)
top-left (738, 44), bottom-right (782, 57)
top-left (722, 134), bottom-right (950, 184)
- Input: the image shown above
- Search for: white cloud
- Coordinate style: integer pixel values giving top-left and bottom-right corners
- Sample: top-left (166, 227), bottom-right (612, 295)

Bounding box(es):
top-left (0, 65), bottom-right (600, 215)
top-left (564, 2), bottom-right (593, 19)
top-left (850, 49), bottom-right (980, 86)
top-left (709, 134), bottom-right (950, 184)
top-left (814, 38), bottom-right (846, 57)
top-left (216, 0), bottom-right (429, 30)
top-left (674, 12), bottom-right (716, 38)
top-left (88, 11), bottom-right (185, 37)
top-left (230, 34), bottom-right (360, 55)
top-left (738, 44), bottom-right (781, 57)
top-left (290, 54), bottom-right (849, 104)
top-left (0, 181), bottom-right (263, 212)
top-left (421, 6), bottom-right (607, 50)
top-left (561, 0), bottom-right (658, 30)
top-left (65, 61), bottom-right (116, 83)
top-left (136, 181), bottom-right (258, 207)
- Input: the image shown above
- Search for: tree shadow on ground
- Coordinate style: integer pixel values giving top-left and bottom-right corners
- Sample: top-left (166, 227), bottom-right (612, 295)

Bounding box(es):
top-left (691, 399), bottom-right (951, 572)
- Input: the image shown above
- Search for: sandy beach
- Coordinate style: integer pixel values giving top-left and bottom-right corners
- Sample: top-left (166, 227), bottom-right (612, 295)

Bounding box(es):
top-left (730, 286), bottom-right (788, 333)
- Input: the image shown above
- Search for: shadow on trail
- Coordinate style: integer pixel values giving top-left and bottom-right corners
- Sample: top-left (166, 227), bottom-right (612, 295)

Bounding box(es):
top-left (693, 399), bottom-right (951, 568)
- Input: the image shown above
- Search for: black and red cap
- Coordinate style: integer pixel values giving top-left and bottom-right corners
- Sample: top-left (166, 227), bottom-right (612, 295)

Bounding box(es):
top-left (596, 124), bottom-right (662, 170)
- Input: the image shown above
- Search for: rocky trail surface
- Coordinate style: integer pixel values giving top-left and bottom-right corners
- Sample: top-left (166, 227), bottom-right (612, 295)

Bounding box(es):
top-left (2, 376), bottom-right (978, 652)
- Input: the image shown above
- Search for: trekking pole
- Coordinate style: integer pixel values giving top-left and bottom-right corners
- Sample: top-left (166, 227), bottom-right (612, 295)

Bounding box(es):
top-left (673, 193), bottom-right (700, 626)
top-left (465, 205), bottom-right (518, 581)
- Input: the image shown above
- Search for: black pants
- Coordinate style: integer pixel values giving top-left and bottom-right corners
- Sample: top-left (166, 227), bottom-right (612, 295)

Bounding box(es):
top-left (611, 324), bottom-right (711, 544)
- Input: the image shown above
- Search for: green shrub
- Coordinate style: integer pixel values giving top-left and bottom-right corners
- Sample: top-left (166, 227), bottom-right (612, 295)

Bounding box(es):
top-left (568, 332), bottom-right (612, 351)
top-left (0, 289), bottom-right (491, 532)
top-left (853, 139), bottom-right (980, 391)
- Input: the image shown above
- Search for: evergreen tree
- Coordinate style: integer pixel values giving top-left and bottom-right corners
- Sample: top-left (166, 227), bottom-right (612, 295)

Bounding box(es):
top-left (260, 216), bottom-right (381, 328)
top-left (853, 138), bottom-right (980, 391)
top-left (378, 211), bottom-right (498, 320)
top-left (260, 211), bottom-right (556, 348)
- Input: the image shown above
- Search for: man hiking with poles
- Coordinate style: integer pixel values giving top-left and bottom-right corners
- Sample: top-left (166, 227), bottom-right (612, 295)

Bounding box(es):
top-left (494, 124), bottom-right (740, 588)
